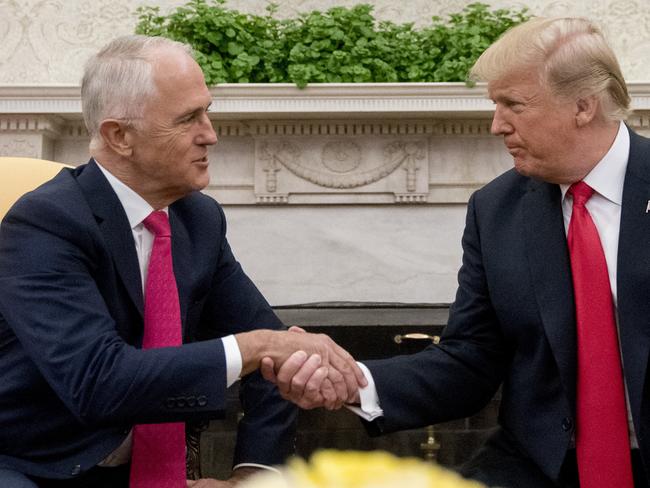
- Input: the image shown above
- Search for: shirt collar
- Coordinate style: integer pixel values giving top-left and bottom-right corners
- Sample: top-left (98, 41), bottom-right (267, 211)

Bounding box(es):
top-left (94, 159), bottom-right (165, 229)
top-left (560, 120), bottom-right (629, 205)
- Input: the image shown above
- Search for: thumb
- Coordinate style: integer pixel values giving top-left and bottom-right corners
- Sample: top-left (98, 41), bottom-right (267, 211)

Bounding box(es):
top-left (260, 356), bottom-right (277, 383)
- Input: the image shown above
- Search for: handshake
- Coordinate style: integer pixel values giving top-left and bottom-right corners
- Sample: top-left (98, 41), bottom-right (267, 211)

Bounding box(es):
top-left (236, 326), bottom-right (367, 410)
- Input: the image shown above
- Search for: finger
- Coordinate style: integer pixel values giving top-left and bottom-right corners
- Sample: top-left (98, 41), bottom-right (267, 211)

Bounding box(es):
top-left (298, 365), bottom-right (329, 409)
top-left (275, 350), bottom-right (309, 394)
top-left (312, 334), bottom-right (366, 389)
top-left (302, 365), bottom-right (328, 400)
top-left (285, 354), bottom-right (322, 398)
top-left (288, 325), bottom-right (306, 334)
top-left (321, 340), bottom-right (367, 395)
top-left (260, 357), bottom-right (277, 383)
top-left (320, 378), bottom-right (339, 410)
top-left (325, 366), bottom-right (348, 405)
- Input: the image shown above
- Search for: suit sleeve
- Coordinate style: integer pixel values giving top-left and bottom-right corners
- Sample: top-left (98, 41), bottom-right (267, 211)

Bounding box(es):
top-left (363, 193), bottom-right (510, 434)
top-left (194, 203), bottom-right (297, 466)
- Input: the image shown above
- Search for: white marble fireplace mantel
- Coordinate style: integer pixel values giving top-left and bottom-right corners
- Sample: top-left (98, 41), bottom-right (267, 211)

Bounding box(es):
top-left (2, 83), bottom-right (650, 305)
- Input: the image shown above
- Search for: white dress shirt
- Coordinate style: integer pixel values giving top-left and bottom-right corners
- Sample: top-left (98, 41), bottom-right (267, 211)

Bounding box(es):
top-left (95, 161), bottom-right (243, 466)
top-left (355, 122), bottom-right (638, 449)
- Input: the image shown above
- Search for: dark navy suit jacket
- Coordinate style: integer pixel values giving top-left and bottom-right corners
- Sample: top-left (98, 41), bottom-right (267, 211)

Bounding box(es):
top-left (0, 159), bottom-right (296, 479)
top-left (365, 129), bottom-right (650, 481)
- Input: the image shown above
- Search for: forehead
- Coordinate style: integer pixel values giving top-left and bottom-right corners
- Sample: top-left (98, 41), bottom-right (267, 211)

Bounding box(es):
top-left (148, 48), bottom-right (212, 112)
top-left (487, 69), bottom-right (545, 100)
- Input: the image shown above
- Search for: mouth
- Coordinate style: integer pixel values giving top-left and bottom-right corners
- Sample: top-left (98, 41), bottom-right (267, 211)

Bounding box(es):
top-left (505, 145), bottom-right (520, 156)
top-left (193, 156), bottom-right (209, 165)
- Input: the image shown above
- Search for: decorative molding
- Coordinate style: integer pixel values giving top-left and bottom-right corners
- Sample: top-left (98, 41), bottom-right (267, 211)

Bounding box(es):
top-left (3, 83), bottom-right (650, 119)
top-left (0, 114), bottom-right (64, 136)
top-left (253, 136), bottom-right (429, 204)
top-left (395, 193), bottom-right (428, 203)
top-left (255, 194), bottom-right (289, 204)
top-left (0, 138), bottom-right (38, 157)
top-left (259, 139), bottom-right (413, 190)
top-left (4, 84), bottom-right (650, 206)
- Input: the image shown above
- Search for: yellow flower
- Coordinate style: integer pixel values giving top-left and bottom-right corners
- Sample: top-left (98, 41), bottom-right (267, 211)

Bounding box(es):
top-left (240, 450), bottom-right (487, 488)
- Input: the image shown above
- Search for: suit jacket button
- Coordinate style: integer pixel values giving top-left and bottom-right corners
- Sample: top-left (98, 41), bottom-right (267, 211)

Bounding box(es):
top-left (197, 395), bottom-right (207, 407)
top-left (187, 396), bottom-right (197, 407)
top-left (165, 398), bottom-right (176, 409)
top-left (562, 417), bottom-right (573, 432)
top-left (71, 464), bottom-right (81, 476)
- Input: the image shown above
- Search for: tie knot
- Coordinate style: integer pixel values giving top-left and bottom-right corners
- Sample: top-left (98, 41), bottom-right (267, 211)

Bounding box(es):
top-left (142, 210), bottom-right (171, 237)
top-left (568, 181), bottom-right (594, 207)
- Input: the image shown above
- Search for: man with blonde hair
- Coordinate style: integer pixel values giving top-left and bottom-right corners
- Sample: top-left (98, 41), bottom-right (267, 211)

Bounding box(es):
top-left (267, 17), bottom-right (650, 487)
top-left (0, 35), bottom-right (364, 488)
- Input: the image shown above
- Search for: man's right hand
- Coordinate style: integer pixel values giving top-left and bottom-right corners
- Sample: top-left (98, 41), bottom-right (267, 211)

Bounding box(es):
top-left (235, 326), bottom-right (366, 407)
top-left (260, 349), bottom-right (362, 410)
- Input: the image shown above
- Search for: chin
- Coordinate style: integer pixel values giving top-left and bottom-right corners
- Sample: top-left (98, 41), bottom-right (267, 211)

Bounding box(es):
top-left (513, 160), bottom-right (530, 176)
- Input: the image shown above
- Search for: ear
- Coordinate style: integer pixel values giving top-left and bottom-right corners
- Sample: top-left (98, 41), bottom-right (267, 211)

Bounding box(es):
top-left (575, 95), bottom-right (599, 127)
top-left (98, 119), bottom-right (134, 157)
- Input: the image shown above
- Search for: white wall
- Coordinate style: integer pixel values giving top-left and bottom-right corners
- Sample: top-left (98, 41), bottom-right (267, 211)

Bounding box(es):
top-left (2, 0), bottom-right (649, 84)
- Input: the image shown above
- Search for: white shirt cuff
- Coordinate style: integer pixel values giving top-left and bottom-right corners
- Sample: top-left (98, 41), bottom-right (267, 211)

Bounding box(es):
top-left (233, 463), bottom-right (281, 474)
top-left (345, 362), bottom-right (384, 421)
top-left (222, 334), bottom-right (242, 387)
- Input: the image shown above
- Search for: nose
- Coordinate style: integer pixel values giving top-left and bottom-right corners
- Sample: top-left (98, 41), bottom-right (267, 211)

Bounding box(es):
top-left (490, 105), bottom-right (513, 136)
top-left (197, 112), bottom-right (218, 146)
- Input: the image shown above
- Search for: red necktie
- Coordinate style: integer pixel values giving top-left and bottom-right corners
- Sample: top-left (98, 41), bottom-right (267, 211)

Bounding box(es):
top-left (567, 181), bottom-right (633, 488)
top-left (130, 211), bottom-right (186, 488)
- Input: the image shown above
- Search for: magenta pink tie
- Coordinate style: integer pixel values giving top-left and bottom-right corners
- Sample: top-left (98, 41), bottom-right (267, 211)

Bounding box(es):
top-left (567, 182), bottom-right (633, 488)
top-left (130, 211), bottom-right (186, 488)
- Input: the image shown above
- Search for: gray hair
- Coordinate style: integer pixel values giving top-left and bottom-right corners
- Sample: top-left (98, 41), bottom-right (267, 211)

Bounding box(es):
top-left (470, 17), bottom-right (630, 121)
top-left (81, 35), bottom-right (193, 148)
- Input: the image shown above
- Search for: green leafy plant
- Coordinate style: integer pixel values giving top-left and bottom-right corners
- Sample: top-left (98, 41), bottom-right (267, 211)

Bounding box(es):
top-left (136, 0), bottom-right (529, 87)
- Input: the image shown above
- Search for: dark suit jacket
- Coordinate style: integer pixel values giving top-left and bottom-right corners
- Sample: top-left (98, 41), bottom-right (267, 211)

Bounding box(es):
top-left (0, 160), bottom-right (296, 479)
top-left (365, 129), bottom-right (650, 481)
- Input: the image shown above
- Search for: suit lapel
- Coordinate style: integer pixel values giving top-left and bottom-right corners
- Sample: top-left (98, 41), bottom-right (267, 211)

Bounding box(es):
top-left (617, 130), bottom-right (650, 431)
top-left (75, 159), bottom-right (144, 317)
top-left (523, 179), bottom-right (577, 409)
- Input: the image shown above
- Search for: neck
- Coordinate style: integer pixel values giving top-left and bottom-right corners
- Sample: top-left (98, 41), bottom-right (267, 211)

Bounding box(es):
top-left (91, 151), bottom-right (176, 210)
top-left (565, 120), bottom-right (621, 184)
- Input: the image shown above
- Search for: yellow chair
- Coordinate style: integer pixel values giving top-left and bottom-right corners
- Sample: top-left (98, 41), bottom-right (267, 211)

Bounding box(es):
top-left (0, 157), bottom-right (72, 220)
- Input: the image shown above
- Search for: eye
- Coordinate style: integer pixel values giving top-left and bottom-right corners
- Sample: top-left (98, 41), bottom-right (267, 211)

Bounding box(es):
top-left (504, 99), bottom-right (524, 112)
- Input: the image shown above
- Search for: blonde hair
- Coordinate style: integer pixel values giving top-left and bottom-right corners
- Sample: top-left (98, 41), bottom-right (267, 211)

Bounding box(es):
top-left (470, 17), bottom-right (630, 120)
top-left (82, 35), bottom-right (193, 148)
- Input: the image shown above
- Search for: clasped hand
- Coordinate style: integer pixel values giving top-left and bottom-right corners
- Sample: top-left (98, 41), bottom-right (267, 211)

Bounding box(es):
top-left (260, 327), bottom-right (366, 410)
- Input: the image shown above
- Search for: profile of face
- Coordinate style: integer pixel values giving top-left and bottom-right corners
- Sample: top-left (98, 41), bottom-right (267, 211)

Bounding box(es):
top-left (126, 48), bottom-right (218, 204)
top-left (488, 69), bottom-right (586, 184)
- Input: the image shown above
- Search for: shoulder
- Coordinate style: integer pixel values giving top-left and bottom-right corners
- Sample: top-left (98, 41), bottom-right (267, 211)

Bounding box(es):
top-left (471, 168), bottom-right (532, 210)
top-left (5, 166), bottom-right (95, 233)
top-left (171, 191), bottom-right (225, 222)
top-left (169, 191), bottom-right (228, 242)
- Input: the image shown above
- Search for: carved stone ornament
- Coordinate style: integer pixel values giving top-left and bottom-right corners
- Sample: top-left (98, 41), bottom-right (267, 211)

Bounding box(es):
top-left (260, 139), bottom-right (412, 189)
top-left (321, 141), bottom-right (362, 173)
top-left (0, 138), bottom-right (38, 157)
top-left (259, 141), bottom-right (297, 193)
top-left (384, 141), bottom-right (425, 192)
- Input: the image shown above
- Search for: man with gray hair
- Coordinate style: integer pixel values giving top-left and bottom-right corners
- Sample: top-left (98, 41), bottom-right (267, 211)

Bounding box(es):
top-left (0, 35), bottom-right (365, 488)
top-left (266, 17), bottom-right (650, 487)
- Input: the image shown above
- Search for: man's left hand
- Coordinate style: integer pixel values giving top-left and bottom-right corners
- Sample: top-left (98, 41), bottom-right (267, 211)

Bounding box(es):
top-left (186, 466), bottom-right (263, 487)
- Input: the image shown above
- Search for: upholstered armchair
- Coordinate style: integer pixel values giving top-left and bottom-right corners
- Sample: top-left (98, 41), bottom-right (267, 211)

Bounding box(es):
top-left (0, 157), bottom-right (71, 219)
